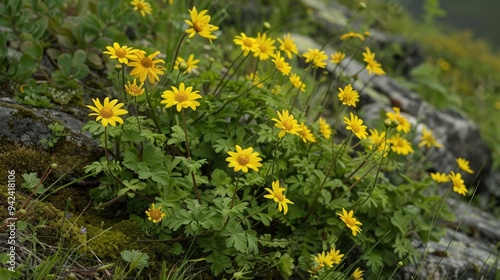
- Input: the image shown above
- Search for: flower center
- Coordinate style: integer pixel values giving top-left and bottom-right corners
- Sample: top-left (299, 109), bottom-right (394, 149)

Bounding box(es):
top-left (259, 44), bottom-right (267, 52)
top-left (141, 57), bottom-right (152, 68)
top-left (275, 191), bottom-right (284, 202)
top-left (350, 123), bottom-right (360, 132)
top-left (129, 86), bottom-right (142, 96)
top-left (193, 21), bottom-right (203, 32)
top-left (282, 120), bottom-right (293, 131)
top-left (175, 92), bottom-right (189, 103)
top-left (149, 209), bottom-right (162, 220)
top-left (237, 154), bottom-right (250, 166)
top-left (136, 3), bottom-right (144, 10)
top-left (100, 107), bottom-right (113, 118)
top-left (243, 38), bottom-right (253, 47)
top-left (345, 216), bottom-right (356, 227)
top-left (115, 48), bottom-right (127, 58)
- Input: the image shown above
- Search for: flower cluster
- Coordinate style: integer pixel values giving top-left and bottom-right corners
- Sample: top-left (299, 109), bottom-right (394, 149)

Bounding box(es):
top-left (430, 157), bottom-right (474, 196)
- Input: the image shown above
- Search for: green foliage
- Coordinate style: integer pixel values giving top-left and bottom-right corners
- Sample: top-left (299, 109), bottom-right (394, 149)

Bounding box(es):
top-left (3, 0), bottom-right (485, 279)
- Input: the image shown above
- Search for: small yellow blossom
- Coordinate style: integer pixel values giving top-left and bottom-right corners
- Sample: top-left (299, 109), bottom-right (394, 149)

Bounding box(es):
top-left (326, 248), bottom-right (344, 265)
top-left (389, 134), bottom-right (414, 155)
top-left (145, 203), bottom-right (166, 223)
top-left (337, 208), bottom-right (362, 236)
top-left (362, 47), bottom-right (385, 75)
top-left (128, 51), bottom-right (165, 83)
top-left (246, 71), bottom-right (263, 88)
top-left (289, 73), bottom-right (306, 92)
top-left (272, 51), bottom-right (292, 75)
top-left (456, 158), bottom-right (474, 174)
top-left (234, 33), bottom-right (256, 56)
top-left (226, 145), bottom-right (263, 173)
top-left (418, 126), bottom-right (442, 148)
top-left (430, 172), bottom-right (450, 183)
top-left (185, 6), bottom-right (219, 42)
top-left (174, 54), bottom-right (200, 74)
top-left (449, 171), bottom-right (468, 196)
top-left (314, 251), bottom-right (334, 269)
top-left (331, 51), bottom-right (346, 64)
top-left (131, 0), bottom-right (152, 17)
top-left (340, 32), bottom-right (365, 41)
top-left (87, 97), bottom-right (128, 127)
top-left (437, 58), bottom-right (450, 71)
top-left (303, 48), bottom-right (328, 68)
top-left (277, 33), bottom-right (298, 59)
top-left (338, 84), bottom-right (359, 107)
top-left (343, 112), bottom-right (368, 140)
top-left (272, 110), bottom-right (302, 138)
top-left (253, 32), bottom-right (276, 61)
top-left (125, 79), bottom-right (145, 97)
top-left (386, 107), bottom-right (411, 133)
top-left (367, 128), bottom-right (387, 154)
top-left (318, 117), bottom-right (332, 140)
top-left (352, 267), bottom-right (364, 280)
top-left (298, 122), bottom-right (317, 143)
top-left (272, 84), bottom-right (282, 95)
top-left (103, 42), bottom-right (137, 64)
top-left (264, 180), bottom-right (294, 214)
top-left (161, 83), bottom-right (202, 112)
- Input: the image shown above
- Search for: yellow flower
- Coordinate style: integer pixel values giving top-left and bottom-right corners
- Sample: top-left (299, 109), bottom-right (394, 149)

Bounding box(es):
top-left (437, 58), bottom-right (450, 71)
top-left (289, 73), bottom-right (306, 92)
top-left (103, 42), bottom-right (137, 64)
top-left (418, 127), bottom-right (442, 148)
top-left (388, 134), bottom-right (414, 155)
top-left (362, 47), bottom-right (385, 75)
top-left (352, 267), bottom-right (364, 280)
top-left (314, 251), bottom-right (334, 269)
top-left (185, 6), bottom-right (219, 42)
top-left (337, 208), bottom-right (362, 236)
top-left (386, 107), bottom-right (411, 133)
top-left (277, 33), bottom-right (298, 59)
top-left (272, 110), bottom-right (302, 138)
top-left (318, 117), bottom-right (332, 140)
top-left (338, 84), bottom-right (359, 107)
top-left (131, 0), bottom-right (152, 17)
top-left (340, 32), bottom-right (365, 41)
top-left (128, 51), bottom-right (165, 83)
top-left (343, 112), bottom-right (368, 140)
top-left (87, 97), bottom-right (128, 127)
top-left (303, 48), bottom-right (328, 68)
top-left (253, 32), bottom-right (276, 61)
top-left (430, 172), bottom-right (450, 183)
top-left (272, 51), bottom-right (292, 75)
top-left (331, 51), bottom-right (346, 64)
top-left (449, 171), bottom-right (468, 196)
top-left (298, 122), bottom-right (317, 143)
top-left (367, 129), bottom-right (387, 154)
top-left (246, 71), bottom-right (263, 88)
top-left (145, 203), bottom-right (166, 223)
top-left (175, 54), bottom-right (200, 74)
top-left (226, 145), bottom-right (263, 173)
top-left (161, 83), bottom-right (202, 112)
top-left (456, 158), bottom-right (474, 174)
top-left (326, 248), bottom-right (344, 265)
top-left (264, 180), bottom-right (294, 215)
top-left (234, 33), bottom-right (256, 56)
top-left (125, 78), bottom-right (145, 97)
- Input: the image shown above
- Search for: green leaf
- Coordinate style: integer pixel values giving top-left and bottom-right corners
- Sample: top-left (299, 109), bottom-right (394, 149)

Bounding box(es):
top-left (73, 49), bottom-right (87, 65)
top-left (211, 169), bottom-right (231, 186)
top-left (178, 157), bottom-right (207, 174)
top-left (390, 210), bottom-right (411, 235)
top-left (20, 41), bottom-right (43, 61)
top-left (121, 250), bottom-right (149, 270)
top-left (167, 125), bottom-right (185, 145)
top-left (213, 138), bottom-right (234, 153)
top-left (57, 53), bottom-right (73, 77)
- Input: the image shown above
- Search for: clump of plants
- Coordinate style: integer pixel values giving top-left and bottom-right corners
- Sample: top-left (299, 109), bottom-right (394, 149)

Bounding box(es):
top-left (1, 0), bottom-right (480, 279)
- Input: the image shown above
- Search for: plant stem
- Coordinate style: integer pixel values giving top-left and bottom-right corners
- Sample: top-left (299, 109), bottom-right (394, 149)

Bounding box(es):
top-left (182, 110), bottom-right (202, 204)
top-left (145, 83), bottom-right (162, 133)
top-left (212, 51), bottom-right (244, 97)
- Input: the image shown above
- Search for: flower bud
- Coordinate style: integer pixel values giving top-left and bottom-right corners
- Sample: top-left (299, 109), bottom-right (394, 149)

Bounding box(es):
top-left (384, 118), bottom-right (399, 129)
top-left (114, 64), bottom-right (122, 73)
top-left (263, 22), bottom-right (271, 30)
top-left (51, 163), bottom-right (58, 169)
top-left (397, 261), bottom-right (403, 267)
top-left (358, 2), bottom-right (367, 10)
top-left (178, 61), bottom-right (189, 73)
